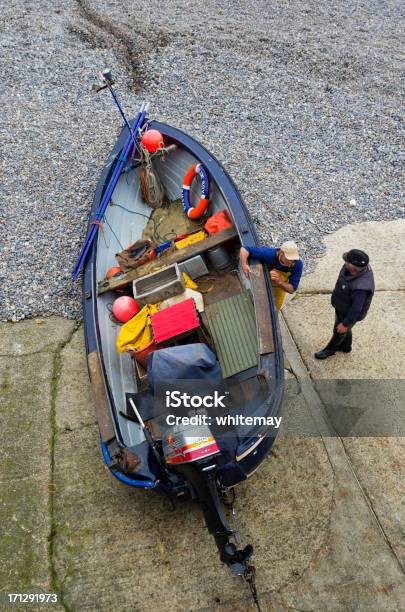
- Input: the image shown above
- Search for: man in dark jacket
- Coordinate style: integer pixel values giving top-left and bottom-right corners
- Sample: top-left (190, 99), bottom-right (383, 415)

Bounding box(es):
top-left (315, 249), bottom-right (375, 359)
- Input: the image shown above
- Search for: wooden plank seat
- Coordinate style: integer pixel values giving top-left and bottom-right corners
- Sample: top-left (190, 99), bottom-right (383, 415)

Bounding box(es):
top-left (204, 292), bottom-right (258, 379)
top-left (98, 226), bottom-right (238, 295)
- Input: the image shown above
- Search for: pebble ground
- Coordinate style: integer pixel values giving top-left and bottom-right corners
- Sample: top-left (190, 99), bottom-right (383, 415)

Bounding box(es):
top-left (1, 0), bottom-right (404, 321)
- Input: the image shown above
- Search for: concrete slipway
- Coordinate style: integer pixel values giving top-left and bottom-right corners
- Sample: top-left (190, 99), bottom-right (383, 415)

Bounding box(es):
top-left (0, 220), bottom-right (404, 611)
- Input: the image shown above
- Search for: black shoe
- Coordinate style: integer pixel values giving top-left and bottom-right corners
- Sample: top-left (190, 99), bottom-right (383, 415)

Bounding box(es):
top-left (337, 347), bottom-right (352, 353)
top-left (314, 349), bottom-right (336, 360)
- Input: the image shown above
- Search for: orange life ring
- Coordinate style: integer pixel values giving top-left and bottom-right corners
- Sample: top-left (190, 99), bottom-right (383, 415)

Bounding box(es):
top-left (182, 163), bottom-right (209, 219)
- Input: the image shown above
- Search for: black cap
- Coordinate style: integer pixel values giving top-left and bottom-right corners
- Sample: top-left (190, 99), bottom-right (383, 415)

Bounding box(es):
top-left (343, 249), bottom-right (369, 268)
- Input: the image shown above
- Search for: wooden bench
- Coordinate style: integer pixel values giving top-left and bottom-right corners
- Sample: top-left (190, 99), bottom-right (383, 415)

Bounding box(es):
top-left (97, 226), bottom-right (238, 295)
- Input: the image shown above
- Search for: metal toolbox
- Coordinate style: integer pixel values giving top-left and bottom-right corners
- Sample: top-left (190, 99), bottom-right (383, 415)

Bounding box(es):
top-left (133, 263), bottom-right (185, 306)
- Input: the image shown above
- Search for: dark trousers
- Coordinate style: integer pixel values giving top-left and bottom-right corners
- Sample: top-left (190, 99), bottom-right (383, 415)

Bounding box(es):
top-left (326, 311), bottom-right (353, 352)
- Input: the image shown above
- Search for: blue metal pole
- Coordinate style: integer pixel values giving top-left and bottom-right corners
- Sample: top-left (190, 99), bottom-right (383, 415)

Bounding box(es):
top-left (72, 114), bottom-right (140, 278)
top-left (72, 108), bottom-right (146, 279)
top-left (74, 109), bottom-right (145, 275)
top-left (108, 86), bottom-right (136, 147)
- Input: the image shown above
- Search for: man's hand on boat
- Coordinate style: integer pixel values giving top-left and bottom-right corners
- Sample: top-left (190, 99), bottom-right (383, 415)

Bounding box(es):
top-left (239, 246), bottom-right (252, 277)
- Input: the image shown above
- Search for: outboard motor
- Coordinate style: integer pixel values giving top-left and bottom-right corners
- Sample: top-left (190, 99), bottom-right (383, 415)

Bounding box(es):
top-left (162, 414), bottom-right (254, 577)
top-left (148, 344), bottom-right (259, 603)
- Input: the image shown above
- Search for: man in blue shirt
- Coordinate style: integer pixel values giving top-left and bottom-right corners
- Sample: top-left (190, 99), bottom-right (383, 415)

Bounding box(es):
top-left (239, 241), bottom-right (303, 310)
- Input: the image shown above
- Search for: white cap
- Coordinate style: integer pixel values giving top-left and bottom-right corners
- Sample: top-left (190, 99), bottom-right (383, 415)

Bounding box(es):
top-left (280, 241), bottom-right (300, 260)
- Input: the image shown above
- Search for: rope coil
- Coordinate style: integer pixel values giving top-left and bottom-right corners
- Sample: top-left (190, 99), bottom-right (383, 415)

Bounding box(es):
top-left (139, 145), bottom-right (165, 208)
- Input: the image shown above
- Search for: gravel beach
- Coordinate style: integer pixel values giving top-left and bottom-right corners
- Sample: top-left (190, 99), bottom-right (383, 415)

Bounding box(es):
top-left (1, 0), bottom-right (404, 322)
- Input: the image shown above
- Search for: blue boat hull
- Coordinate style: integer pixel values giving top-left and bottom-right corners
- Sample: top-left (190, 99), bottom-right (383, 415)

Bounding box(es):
top-left (82, 120), bottom-right (284, 494)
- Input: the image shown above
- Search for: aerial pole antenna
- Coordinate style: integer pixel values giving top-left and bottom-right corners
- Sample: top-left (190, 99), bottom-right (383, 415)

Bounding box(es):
top-left (93, 69), bottom-right (138, 147)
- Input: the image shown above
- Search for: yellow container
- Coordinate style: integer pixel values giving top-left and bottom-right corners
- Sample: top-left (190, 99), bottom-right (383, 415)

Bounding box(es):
top-left (175, 230), bottom-right (207, 250)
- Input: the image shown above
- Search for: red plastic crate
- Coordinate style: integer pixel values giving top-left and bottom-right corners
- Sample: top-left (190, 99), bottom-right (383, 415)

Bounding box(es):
top-left (151, 298), bottom-right (200, 344)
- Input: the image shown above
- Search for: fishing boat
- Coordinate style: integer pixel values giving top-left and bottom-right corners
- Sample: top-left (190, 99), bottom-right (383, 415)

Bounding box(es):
top-left (75, 71), bottom-right (284, 607)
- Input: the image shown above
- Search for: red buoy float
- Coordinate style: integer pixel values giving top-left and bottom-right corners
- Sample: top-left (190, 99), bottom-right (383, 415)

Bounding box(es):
top-left (141, 129), bottom-right (164, 153)
top-left (112, 296), bottom-right (140, 323)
